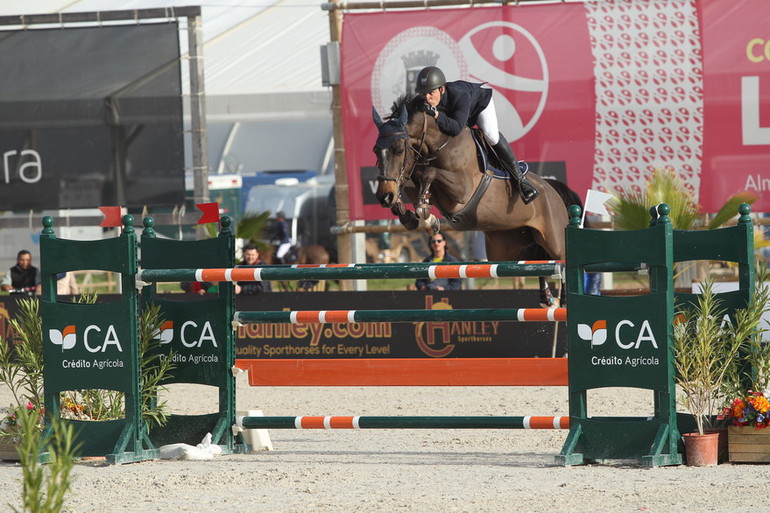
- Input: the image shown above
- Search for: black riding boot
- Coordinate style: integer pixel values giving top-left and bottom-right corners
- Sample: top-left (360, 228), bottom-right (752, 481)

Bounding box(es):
top-left (493, 133), bottom-right (539, 204)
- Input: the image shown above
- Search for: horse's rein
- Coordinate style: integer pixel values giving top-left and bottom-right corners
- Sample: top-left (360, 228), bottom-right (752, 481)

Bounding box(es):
top-left (413, 112), bottom-right (451, 165)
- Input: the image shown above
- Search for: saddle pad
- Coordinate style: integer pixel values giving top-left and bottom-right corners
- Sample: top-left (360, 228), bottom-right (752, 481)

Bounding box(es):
top-left (470, 129), bottom-right (527, 180)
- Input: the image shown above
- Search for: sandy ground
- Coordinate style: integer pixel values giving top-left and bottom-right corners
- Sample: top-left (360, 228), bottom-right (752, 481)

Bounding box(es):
top-left (1, 376), bottom-right (769, 513)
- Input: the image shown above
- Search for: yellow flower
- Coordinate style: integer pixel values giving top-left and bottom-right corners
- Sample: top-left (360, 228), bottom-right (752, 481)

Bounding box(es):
top-left (751, 395), bottom-right (770, 413)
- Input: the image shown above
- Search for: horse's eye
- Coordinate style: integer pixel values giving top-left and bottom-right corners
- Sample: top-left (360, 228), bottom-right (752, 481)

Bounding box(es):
top-left (394, 146), bottom-right (404, 156)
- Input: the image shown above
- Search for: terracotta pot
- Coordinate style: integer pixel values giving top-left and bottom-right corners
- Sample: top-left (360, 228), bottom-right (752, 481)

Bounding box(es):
top-left (728, 425), bottom-right (770, 463)
top-left (683, 432), bottom-right (719, 466)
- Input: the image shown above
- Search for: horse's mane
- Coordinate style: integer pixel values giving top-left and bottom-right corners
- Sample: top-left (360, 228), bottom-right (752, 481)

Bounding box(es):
top-left (387, 93), bottom-right (422, 119)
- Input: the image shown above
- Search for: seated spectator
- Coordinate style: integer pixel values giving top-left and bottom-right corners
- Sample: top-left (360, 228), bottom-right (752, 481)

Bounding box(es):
top-left (236, 244), bottom-right (272, 295)
top-left (1, 250), bottom-right (41, 295)
top-left (414, 236), bottom-right (462, 291)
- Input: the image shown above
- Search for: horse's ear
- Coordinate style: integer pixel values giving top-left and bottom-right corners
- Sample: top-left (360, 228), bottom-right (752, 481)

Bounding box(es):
top-left (398, 105), bottom-right (408, 126)
top-left (372, 106), bottom-right (384, 129)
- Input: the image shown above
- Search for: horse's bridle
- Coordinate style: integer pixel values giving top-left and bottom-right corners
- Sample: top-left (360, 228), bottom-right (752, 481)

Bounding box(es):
top-left (376, 112), bottom-right (451, 189)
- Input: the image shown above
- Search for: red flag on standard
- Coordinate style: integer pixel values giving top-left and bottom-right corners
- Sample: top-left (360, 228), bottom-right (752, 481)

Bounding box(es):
top-left (99, 206), bottom-right (123, 227)
top-left (196, 202), bottom-right (220, 224)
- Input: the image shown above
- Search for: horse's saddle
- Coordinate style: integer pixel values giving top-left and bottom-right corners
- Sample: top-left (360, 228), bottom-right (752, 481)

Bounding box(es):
top-left (470, 128), bottom-right (528, 181)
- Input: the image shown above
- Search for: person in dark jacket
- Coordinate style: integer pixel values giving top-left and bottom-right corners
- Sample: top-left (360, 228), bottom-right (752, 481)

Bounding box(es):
top-left (236, 243), bottom-right (272, 295)
top-left (414, 235), bottom-right (462, 291)
top-left (1, 250), bottom-right (41, 295)
top-left (415, 66), bottom-right (538, 204)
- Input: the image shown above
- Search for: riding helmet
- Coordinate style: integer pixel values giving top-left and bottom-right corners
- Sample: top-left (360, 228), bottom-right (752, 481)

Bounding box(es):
top-left (415, 66), bottom-right (446, 94)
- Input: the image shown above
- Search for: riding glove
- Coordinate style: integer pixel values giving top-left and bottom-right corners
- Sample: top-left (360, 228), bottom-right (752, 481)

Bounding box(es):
top-left (422, 103), bottom-right (438, 117)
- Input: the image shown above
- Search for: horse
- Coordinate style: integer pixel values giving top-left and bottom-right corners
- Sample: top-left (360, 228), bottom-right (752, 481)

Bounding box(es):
top-left (272, 244), bottom-right (332, 291)
top-left (372, 94), bottom-right (577, 307)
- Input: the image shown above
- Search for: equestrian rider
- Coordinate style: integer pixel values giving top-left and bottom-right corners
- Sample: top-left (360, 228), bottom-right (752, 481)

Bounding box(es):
top-left (415, 66), bottom-right (538, 204)
top-left (273, 211), bottom-right (292, 263)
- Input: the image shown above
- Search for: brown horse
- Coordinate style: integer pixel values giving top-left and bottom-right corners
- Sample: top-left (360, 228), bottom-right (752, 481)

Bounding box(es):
top-left (272, 244), bottom-right (332, 291)
top-left (372, 94), bottom-right (574, 306)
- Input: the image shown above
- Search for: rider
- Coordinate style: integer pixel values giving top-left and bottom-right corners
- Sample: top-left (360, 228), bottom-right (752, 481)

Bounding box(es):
top-left (273, 211), bottom-right (292, 263)
top-left (414, 66), bottom-right (538, 204)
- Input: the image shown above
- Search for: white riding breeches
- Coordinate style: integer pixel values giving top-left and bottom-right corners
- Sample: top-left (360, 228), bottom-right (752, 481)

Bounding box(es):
top-left (276, 242), bottom-right (292, 259)
top-left (477, 97), bottom-right (500, 146)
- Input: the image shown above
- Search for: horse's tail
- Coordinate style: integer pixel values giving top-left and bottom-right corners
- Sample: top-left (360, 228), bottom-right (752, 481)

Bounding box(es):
top-left (543, 178), bottom-right (600, 230)
top-left (544, 178), bottom-right (582, 211)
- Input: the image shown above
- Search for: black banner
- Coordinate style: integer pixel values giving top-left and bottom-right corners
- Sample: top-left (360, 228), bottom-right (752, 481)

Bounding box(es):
top-left (0, 23), bottom-right (185, 210)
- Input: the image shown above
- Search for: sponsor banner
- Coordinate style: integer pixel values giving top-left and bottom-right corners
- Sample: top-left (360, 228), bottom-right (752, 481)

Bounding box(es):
top-left (148, 299), bottom-right (229, 383)
top-left (701, 0), bottom-right (770, 209)
top-left (234, 290), bottom-right (566, 359)
top-left (341, 0), bottom-right (770, 218)
top-left (40, 301), bottom-right (133, 391)
top-left (1, 291), bottom-right (567, 360)
top-left (568, 295), bottom-right (668, 390)
top-left (0, 23), bottom-right (184, 211)
top-left (342, 3), bottom-right (595, 220)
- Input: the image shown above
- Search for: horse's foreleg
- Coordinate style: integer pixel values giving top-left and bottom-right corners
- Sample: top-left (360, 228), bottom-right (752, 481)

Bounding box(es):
top-left (391, 202), bottom-right (419, 231)
top-left (415, 167), bottom-right (438, 221)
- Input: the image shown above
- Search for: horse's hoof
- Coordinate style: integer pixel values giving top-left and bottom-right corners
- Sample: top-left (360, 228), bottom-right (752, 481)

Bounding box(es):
top-left (539, 299), bottom-right (560, 309)
top-left (539, 288), bottom-right (560, 309)
top-left (428, 215), bottom-right (440, 234)
top-left (399, 210), bottom-right (419, 230)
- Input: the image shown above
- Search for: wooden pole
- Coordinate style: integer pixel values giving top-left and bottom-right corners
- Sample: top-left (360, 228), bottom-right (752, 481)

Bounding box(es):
top-left (327, 0), bottom-right (353, 289)
top-left (188, 12), bottom-right (209, 210)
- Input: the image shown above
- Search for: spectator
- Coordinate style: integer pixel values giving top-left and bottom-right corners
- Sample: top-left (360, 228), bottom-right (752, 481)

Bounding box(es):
top-left (236, 243), bottom-right (271, 295)
top-left (414, 236), bottom-right (462, 291)
top-left (0, 250), bottom-right (41, 295)
top-left (181, 281), bottom-right (215, 295)
top-left (57, 271), bottom-right (80, 295)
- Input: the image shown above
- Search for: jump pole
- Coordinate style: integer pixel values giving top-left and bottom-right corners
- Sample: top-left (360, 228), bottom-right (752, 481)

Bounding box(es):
top-left (136, 260), bottom-right (564, 283)
top-left (238, 415), bottom-right (569, 430)
top-left (233, 308), bottom-right (566, 324)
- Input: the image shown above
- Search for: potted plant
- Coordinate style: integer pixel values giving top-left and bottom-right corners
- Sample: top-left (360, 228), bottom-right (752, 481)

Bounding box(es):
top-left (721, 266), bottom-right (770, 462)
top-left (673, 280), bottom-right (744, 466)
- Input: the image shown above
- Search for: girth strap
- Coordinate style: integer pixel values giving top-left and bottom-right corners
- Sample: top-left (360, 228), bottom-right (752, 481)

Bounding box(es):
top-left (437, 172), bottom-right (493, 230)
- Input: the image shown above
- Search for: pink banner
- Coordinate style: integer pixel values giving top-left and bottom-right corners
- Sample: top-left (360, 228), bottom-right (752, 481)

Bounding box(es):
top-left (701, 0), bottom-right (770, 211)
top-left (341, 3), bottom-right (595, 220)
top-left (341, 0), bottom-right (770, 220)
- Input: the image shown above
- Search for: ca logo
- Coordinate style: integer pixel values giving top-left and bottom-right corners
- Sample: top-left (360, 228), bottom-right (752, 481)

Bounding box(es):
top-left (577, 320), bottom-right (607, 348)
top-left (157, 321), bottom-right (174, 345)
top-left (49, 325), bottom-right (77, 351)
top-left (48, 324), bottom-right (124, 353)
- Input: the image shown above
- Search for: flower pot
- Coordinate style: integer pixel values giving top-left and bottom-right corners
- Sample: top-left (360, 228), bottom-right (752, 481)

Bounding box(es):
top-left (683, 432), bottom-right (719, 466)
top-left (728, 425), bottom-right (770, 463)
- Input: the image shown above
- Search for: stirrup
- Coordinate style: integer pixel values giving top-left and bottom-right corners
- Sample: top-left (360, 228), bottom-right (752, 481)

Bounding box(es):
top-left (519, 182), bottom-right (539, 205)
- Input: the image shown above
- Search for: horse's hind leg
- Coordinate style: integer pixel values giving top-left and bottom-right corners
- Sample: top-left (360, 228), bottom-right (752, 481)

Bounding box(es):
top-left (538, 277), bottom-right (560, 308)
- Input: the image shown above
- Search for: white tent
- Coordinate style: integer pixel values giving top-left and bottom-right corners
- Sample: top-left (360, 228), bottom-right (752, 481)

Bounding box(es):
top-left (0, 0), bottom-right (335, 175)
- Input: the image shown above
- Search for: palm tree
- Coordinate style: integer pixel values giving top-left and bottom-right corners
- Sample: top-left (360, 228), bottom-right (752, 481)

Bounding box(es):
top-left (608, 170), bottom-right (758, 285)
top-left (609, 170), bottom-right (757, 231)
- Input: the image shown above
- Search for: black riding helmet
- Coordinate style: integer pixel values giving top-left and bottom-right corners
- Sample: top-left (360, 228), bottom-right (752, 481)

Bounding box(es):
top-left (415, 66), bottom-right (446, 94)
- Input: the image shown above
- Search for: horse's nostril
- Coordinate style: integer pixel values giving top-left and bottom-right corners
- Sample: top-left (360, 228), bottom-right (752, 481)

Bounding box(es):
top-left (378, 193), bottom-right (393, 207)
